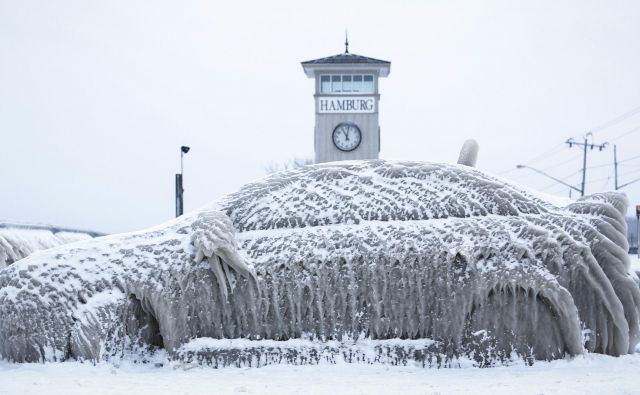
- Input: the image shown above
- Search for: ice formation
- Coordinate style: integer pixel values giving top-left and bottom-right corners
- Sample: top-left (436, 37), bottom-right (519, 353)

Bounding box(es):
top-left (456, 139), bottom-right (479, 167)
top-left (0, 225), bottom-right (95, 269)
top-left (0, 160), bottom-right (637, 365)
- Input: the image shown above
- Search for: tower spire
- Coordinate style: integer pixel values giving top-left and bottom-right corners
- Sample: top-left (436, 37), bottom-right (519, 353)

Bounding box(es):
top-left (344, 30), bottom-right (349, 54)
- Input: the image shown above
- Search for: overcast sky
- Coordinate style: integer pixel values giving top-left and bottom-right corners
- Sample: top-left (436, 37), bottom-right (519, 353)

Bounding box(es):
top-left (1, 0), bottom-right (640, 234)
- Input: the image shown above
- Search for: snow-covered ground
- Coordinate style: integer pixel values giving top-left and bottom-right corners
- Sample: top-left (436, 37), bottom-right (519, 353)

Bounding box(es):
top-left (1, 353), bottom-right (639, 395)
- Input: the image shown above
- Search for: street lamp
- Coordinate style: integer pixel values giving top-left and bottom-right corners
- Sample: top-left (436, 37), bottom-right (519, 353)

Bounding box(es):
top-left (180, 145), bottom-right (190, 173)
top-left (516, 164), bottom-right (583, 196)
top-left (637, 205), bottom-right (640, 260)
top-left (176, 146), bottom-right (191, 217)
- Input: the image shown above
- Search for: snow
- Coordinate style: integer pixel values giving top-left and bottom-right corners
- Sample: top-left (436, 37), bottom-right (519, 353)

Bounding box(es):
top-left (456, 139), bottom-right (479, 167)
top-left (490, 175), bottom-right (573, 208)
top-left (0, 353), bottom-right (639, 395)
top-left (0, 225), bottom-right (95, 268)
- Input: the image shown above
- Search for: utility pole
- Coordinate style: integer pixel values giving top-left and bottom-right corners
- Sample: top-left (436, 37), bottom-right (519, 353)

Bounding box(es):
top-left (613, 146), bottom-right (640, 190)
top-left (566, 132), bottom-right (608, 196)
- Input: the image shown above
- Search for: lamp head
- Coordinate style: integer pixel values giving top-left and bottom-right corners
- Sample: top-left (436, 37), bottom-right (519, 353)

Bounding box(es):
top-left (516, 164), bottom-right (524, 169)
top-left (181, 146), bottom-right (191, 154)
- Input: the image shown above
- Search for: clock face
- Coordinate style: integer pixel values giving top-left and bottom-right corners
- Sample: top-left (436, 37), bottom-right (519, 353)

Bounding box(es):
top-left (332, 122), bottom-right (362, 152)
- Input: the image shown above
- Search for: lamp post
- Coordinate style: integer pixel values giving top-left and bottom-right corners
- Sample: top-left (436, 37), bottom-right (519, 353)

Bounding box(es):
top-left (636, 205), bottom-right (640, 260)
top-left (175, 146), bottom-right (190, 217)
top-left (515, 164), bottom-right (583, 196)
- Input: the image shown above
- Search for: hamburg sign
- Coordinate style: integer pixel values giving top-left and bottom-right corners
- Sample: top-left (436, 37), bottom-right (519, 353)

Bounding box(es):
top-left (318, 97), bottom-right (375, 114)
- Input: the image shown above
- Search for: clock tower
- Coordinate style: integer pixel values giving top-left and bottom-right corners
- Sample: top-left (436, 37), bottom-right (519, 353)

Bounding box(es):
top-left (301, 39), bottom-right (390, 163)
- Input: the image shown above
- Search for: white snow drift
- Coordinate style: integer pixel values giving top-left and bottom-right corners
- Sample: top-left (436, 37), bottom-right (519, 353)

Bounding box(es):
top-left (0, 160), bottom-right (637, 365)
top-left (0, 225), bottom-right (95, 269)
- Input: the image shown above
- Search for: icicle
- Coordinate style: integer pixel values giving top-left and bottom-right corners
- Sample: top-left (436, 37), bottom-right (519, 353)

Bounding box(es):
top-left (209, 255), bottom-right (228, 302)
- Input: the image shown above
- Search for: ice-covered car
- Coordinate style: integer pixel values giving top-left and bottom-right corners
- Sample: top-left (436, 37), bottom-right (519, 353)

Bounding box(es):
top-left (0, 157), bottom-right (637, 366)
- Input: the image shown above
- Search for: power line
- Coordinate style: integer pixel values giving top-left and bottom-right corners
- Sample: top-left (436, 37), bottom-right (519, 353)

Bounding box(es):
top-left (617, 168), bottom-right (640, 179)
top-left (585, 161), bottom-right (616, 170)
top-left (600, 175), bottom-right (612, 190)
top-left (609, 125), bottom-right (640, 143)
top-left (497, 143), bottom-right (566, 175)
top-left (521, 143), bottom-right (566, 166)
top-left (507, 152), bottom-right (582, 178)
top-left (539, 153), bottom-right (583, 172)
top-left (591, 105), bottom-right (640, 134)
top-left (619, 154), bottom-right (640, 164)
top-left (585, 174), bottom-right (612, 185)
top-left (544, 183), bottom-right (573, 195)
top-left (499, 149), bottom-right (577, 177)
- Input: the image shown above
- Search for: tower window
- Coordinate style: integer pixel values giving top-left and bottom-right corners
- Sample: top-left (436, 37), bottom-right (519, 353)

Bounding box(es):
top-left (320, 76), bottom-right (330, 93)
top-left (342, 75), bottom-right (352, 92)
top-left (353, 75), bottom-right (363, 92)
top-left (320, 74), bottom-right (375, 94)
top-left (363, 75), bottom-right (374, 93)
top-left (331, 75), bottom-right (342, 92)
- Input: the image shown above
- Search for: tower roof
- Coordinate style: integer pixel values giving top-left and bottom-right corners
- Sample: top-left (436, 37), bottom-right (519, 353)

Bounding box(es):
top-left (301, 52), bottom-right (391, 78)
top-left (301, 52), bottom-right (390, 66)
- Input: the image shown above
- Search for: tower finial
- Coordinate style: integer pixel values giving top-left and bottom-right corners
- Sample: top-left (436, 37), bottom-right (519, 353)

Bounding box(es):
top-left (345, 30), bottom-right (349, 54)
